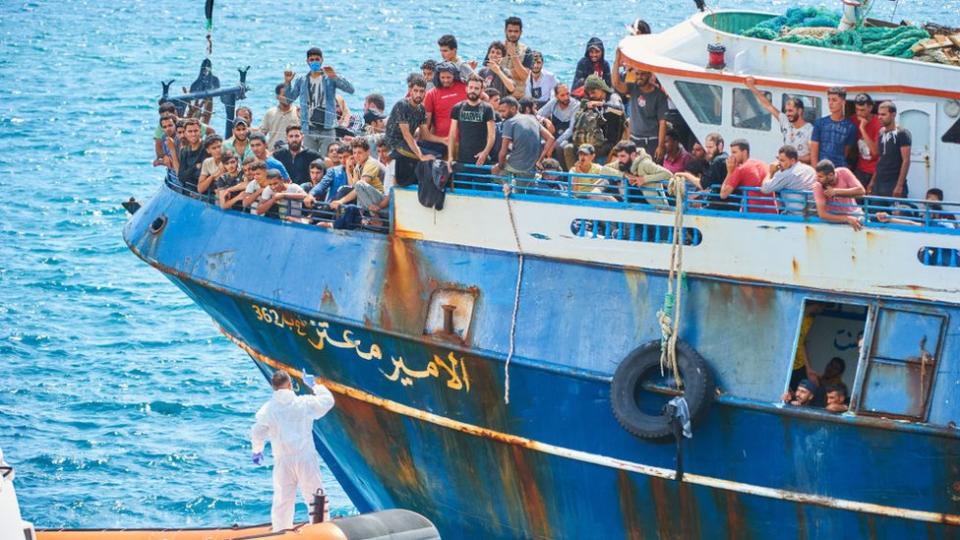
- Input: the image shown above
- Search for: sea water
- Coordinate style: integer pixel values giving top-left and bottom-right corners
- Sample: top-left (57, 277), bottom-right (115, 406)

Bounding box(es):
top-left (1, 0), bottom-right (956, 528)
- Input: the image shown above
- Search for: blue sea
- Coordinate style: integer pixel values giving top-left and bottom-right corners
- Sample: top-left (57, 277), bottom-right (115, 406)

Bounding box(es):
top-left (1, 0), bottom-right (956, 529)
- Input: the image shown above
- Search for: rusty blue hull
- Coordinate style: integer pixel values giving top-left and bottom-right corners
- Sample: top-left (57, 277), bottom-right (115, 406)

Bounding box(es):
top-left (124, 184), bottom-right (960, 539)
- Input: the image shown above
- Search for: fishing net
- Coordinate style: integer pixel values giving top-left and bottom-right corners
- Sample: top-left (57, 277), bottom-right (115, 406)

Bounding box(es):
top-left (740, 7), bottom-right (930, 59)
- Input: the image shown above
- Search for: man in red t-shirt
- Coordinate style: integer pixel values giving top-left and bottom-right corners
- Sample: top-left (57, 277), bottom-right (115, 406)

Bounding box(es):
top-left (423, 62), bottom-right (468, 150)
top-left (720, 139), bottom-right (779, 214)
top-left (851, 93), bottom-right (880, 189)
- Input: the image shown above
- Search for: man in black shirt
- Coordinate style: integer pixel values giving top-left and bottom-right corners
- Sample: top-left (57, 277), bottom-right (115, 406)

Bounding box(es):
top-left (448, 74), bottom-right (496, 170)
top-left (384, 75), bottom-right (436, 185)
top-left (177, 118), bottom-right (206, 192)
top-left (869, 101), bottom-right (912, 202)
top-left (700, 132), bottom-right (734, 210)
top-left (273, 125), bottom-right (323, 185)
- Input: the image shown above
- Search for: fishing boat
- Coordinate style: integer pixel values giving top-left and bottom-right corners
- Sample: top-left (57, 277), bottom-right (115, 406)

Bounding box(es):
top-left (125, 4), bottom-right (960, 539)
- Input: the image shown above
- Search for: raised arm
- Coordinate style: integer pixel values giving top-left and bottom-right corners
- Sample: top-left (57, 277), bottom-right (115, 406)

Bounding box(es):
top-left (611, 49), bottom-right (628, 95)
top-left (744, 77), bottom-right (780, 119)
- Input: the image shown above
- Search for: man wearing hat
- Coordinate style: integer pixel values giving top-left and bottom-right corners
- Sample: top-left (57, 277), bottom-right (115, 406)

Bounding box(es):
top-left (568, 143), bottom-right (616, 201)
top-left (224, 117), bottom-right (254, 161)
top-left (558, 74), bottom-right (624, 168)
top-left (784, 379), bottom-right (818, 407)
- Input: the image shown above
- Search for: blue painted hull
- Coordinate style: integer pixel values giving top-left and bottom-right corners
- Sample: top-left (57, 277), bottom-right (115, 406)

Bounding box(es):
top-left (125, 186), bottom-right (960, 539)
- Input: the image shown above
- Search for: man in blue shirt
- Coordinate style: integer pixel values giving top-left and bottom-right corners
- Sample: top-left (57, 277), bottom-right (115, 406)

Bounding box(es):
top-left (810, 87), bottom-right (857, 168)
top-left (284, 47), bottom-right (355, 155)
top-left (249, 133), bottom-right (290, 181)
top-left (306, 145), bottom-right (351, 204)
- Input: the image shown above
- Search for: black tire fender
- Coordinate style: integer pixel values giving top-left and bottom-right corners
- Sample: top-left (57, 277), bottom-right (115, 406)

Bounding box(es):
top-left (611, 340), bottom-right (715, 439)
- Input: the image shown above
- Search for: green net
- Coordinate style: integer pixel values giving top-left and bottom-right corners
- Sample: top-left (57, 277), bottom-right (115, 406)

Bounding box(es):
top-left (740, 7), bottom-right (929, 59)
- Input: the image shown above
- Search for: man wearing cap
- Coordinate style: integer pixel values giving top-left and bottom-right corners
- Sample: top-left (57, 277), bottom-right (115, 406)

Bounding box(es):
top-left (493, 96), bottom-right (555, 182)
top-left (273, 125), bottom-right (323, 185)
top-left (851, 92), bottom-right (881, 189)
top-left (558, 74), bottom-right (624, 168)
top-left (284, 47), bottom-right (355, 155)
top-left (224, 117), bottom-right (254, 162)
top-left (612, 48), bottom-right (667, 161)
top-left (422, 62), bottom-right (469, 153)
top-left (783, 379), bottom-right (817, 407)
top-left (260, 84), bottom-right (301, 148)
top-left (569, 144), bottom-right (616, 201)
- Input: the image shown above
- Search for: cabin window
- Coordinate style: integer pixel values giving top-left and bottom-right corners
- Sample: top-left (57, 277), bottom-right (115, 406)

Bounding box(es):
top-left (785, 300), bottom-right (866, 412)
top-left (782, 93), bottom-right (821, 124)
top-left (675, 81), bottom-right (722, 125)
top-left (732, 88), bottom-right (772, 130)
top-left (858, 308), bottom-right (944, 420)
top-left (942, 110), bottom-right (960, 144)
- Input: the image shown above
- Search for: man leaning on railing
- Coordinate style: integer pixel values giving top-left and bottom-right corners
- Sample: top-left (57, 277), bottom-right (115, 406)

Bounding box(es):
top-left (812, 160), bottom-right (866, 230)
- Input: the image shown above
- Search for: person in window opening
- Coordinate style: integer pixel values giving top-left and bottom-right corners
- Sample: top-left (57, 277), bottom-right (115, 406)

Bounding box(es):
top-left (810, 86), bottom-right (857, 169)
top-left (825, 384), bottom-right (849, 413)
top-left (868, 101), bottom-right (912, 205)
top-left (612, 48), bottom-right (668, 161)
top-left (744, 77), bottom-right (813, 164)
top-left (816, 357), bottom-right (846, 390)
top-left (852, 93), bottom-right (881, 190)
top-left (720, 139), bottom-right (779, 214)
top-left (783, 379), bottom-right (817, 407)
top-left (284, 47), bottom-right (356, 155)
top-left (813, 159), bottom-right (866, 230)
top-left (760, 144), bottom-right (816, 216)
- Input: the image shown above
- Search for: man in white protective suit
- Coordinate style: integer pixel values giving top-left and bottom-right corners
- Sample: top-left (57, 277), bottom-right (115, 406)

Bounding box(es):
top-left (251, 369), bottom-right (335, 531)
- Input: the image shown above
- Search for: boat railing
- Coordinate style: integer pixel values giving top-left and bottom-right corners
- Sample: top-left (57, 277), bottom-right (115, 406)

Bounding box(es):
top-left (163, 177), bottom-right (391, 234)
top-left (449, 164), bottom-right (960, 235)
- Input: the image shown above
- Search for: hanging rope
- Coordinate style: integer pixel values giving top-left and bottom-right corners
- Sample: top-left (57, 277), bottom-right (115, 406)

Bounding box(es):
top-left (504, 189), bottom-right (524, 404)
top-left (503, 182), bottom-right (525, 404)
top-left (658, 178), bottom-right (687, 387)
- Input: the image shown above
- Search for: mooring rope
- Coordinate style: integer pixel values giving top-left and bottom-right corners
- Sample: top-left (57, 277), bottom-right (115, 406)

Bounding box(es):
top-left (658, 178), bottom-right (687, 387)
top-left (503, 181), bottom-right (525, 404)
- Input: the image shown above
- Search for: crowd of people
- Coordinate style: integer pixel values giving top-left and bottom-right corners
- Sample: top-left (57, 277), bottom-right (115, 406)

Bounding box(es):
top-left (151, 16), bottom-right (954, 230)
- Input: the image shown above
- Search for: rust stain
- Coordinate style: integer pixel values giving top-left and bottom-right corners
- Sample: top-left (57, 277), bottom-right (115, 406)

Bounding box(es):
top-left (320, 286), bottom-right (337, 311)
top-left (678, 482), bottom-right (702, 539)
top-left (617, 471), bottom-right (644, 540)
top-left (381, 236), bottom-right (429, 335)
top-left (804, 225), bottom-right (816, 240)
top-left (509, 446), bottom-right (552, 539)
top-left (649, 477), bottom-right (676, 539)
top-left (796, 501), bottom-right (808, 540)
top-left (792, 257), bottom-right (800, 277)
top-left (333, 393), bottom-right (422, 493)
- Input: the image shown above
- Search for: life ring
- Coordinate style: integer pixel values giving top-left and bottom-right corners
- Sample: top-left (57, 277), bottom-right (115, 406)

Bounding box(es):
top-left (610, 340), bottom-right (715, 439)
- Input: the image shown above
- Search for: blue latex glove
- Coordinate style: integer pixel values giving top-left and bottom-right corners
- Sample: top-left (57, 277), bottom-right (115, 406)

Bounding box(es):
top-left (252, 452), bottom-right (263, 465)
top-left (302, 373), bottom-right (315, 388)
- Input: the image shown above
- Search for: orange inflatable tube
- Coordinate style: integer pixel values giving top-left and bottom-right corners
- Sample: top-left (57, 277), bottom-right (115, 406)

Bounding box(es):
top-left (36, 522), bottom-right (349, 540)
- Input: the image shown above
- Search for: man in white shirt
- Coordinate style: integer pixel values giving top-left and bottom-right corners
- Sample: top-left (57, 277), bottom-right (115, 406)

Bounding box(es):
top-left (760, 145), bottom-right (817, 215)
top-left (260, 84), bottom-right (301, 147)
top-left (745, 77), bottom-right (813, 163)
top-left (524, 51), bottom-right (557, 108)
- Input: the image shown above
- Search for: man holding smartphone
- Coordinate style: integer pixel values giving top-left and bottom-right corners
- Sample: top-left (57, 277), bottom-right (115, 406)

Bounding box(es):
top-left (284, 47), bottom-right (355, 155)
